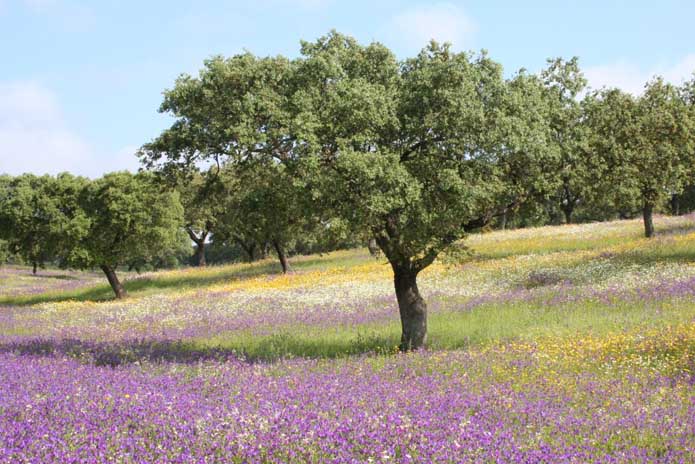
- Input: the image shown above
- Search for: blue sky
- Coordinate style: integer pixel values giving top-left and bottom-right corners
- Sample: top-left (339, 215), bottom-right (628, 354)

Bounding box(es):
top-left (1, 0), bottom-right (694, 177)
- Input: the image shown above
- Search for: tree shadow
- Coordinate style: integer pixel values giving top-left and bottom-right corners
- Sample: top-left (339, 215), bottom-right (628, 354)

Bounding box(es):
top-left (0, 262), bottom-right (283, 306)
top-left (0, 250), bottom-right (374, 307)
top-left (30, 273), bottom-right (81, 281)
top-left (0, 332), bottom-right (398, 366)
top-left (0, 338), bottom-right (238, 367)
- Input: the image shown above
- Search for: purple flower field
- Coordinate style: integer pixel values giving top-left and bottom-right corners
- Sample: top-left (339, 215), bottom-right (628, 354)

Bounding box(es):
top-left (1, 349), bottom-right (693, 463)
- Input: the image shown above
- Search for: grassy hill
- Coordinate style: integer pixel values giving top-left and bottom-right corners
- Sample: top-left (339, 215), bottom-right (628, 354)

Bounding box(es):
top-left (1, 216), bottom-right (695, 461)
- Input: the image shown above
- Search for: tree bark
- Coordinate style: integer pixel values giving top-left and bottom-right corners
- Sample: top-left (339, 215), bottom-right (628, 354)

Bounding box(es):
top-left (100, 264), bottom-right (127, 299)
top-left (272, 240), bottom-right (291, 274)
top-left (671, 194), bottom-right (680, 216)
top-left (367, 238), bottom-right (379, 256)
top-left (193, 241), bottom-right (206, 267)
top-left (236, 239), bottom-right (258, 262)
top-left (186, 228), bottom-right (208, 267)
top-left (561, 183), bottom-right (576, 224)
top-left (500, 209), bottom-right (508, 230)
top-left (643, 203), bottom-right (655, 238)
top-left (393, 265), bottom-right (427, 351)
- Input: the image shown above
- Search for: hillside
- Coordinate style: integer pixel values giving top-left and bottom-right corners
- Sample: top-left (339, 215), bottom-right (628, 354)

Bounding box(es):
top-left (2, 216), bottom-right (695, 461)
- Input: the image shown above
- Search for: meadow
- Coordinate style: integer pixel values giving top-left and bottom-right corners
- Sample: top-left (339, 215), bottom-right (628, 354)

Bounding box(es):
top-left (2, 216), bottom-right (695, 462)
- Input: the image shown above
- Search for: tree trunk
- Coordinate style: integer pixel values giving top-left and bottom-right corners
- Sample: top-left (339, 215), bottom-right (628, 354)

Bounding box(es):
top-left (562, 205), bottom-right (573, 224)
top-left (32, 261), bottom-right (37, 275)
top-left (236, 239), bottom-right (258, 262)
top-left (643, 203), bottom-right (655, 238)
top-left (671, 194), bottom-right (680, 216)
top-left (100, 264), bottom-right (127, 299)
top-left (500, 208), bottom-right (508, 230)
top-left (393, 266), bottom-right (427, 351)
top-left (272, 240), bottom-right (291, 274)
top-left (193, 241), bottom-right (206, 267)
top-left (186, 228), bottom-right (208, 267)
top-left (367, 238), bottom-right (379, 256)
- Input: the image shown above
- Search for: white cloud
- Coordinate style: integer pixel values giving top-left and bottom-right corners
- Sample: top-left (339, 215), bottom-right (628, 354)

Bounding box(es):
top-left (386, 3), bottom-right (476, 54)
top-left (584, 54), bottom-right (695, 94)
top-left (0, 81), bottom-right (140, 178)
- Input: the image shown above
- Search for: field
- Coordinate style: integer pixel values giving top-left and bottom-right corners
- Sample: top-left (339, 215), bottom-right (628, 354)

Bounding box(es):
top-left (2, 216), bottom-right (695, 462)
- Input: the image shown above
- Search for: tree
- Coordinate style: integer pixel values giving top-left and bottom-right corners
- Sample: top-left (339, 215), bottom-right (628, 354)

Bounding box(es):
top-left (213, 160), bottom-right (317, 273)
top-left (586, 79), bottom-right (693, 237)
top-left (140, 32), bottom-right (554, 350)
top-left (0, 174), bottom-right (87, 274)
top-left (294, 35), bottom-right (554, 349)
top-left (169, 168), bottom-right (230, 267)
top-left (139, 52), bottom-right (315, 274)
top-left (0, 175), bottom-right (13, 265)
top-left (69, 172), bottom-right (184, 298)
top-left (541, 57), bottom-right (593, 224)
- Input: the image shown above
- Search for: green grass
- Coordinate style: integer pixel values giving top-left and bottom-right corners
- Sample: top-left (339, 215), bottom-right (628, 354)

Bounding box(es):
top-left (185, 298), bottom-right (695, 361)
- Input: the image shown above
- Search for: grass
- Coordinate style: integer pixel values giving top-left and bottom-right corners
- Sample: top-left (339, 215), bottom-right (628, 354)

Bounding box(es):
top-left (0, 249), bottom-right (375, 306)
top-left (184, 296), bottom-right (695, 362)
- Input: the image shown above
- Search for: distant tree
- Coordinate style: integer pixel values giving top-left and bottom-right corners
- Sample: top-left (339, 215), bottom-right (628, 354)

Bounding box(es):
top-left (67, 172), bottom-right (184, 298)
top-left (141, 32), bottom-right (554, 349)
top-left (215, 161), bottom-right (317, 273)
top-left (676, 76), bottom-right (695, 215)
top-left (168, 168), bottom-right (230, 267)
top-left (586, 79), bottom-right (694, 237)
top-left (139, 53), bottom-right (316, 274)
top-left (0, 175), bottom-right (11, 264)
top-left (0, 174), bottom-right (87, 274)
top-left (541, 57), bottom-right (593, 224)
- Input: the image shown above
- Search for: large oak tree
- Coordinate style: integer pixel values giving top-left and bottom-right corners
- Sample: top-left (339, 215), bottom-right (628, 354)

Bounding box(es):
top-left (140, 32), bottom-right (555, 350)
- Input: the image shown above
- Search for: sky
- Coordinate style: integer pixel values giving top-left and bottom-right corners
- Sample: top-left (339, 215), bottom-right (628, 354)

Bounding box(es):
top-left (1, 0), bottom-right (694, 177)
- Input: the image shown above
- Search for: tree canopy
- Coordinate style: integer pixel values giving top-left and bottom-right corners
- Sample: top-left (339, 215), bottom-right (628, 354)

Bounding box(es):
top-left (140, 32), bottom-right (557, 349)
top-left (586, 79), bottom-right (695, 237)
top-left (64, 172), bottom-right (184, 298)
top-left (0, 173), bottom-right (89, 274)
top-left (3, 31), bottom-right (693, 348)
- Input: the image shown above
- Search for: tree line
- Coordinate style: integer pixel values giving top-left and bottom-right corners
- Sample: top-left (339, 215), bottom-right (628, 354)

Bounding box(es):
top-left (1, 32), bottom-right (694, 350)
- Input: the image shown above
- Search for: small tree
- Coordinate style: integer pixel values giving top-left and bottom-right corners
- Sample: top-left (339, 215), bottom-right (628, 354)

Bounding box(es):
top-left (541, 57), bottom-right (593, 224)
top-left (586, 79), bottom-right (693, 237)
top-left (214, 161), bottom-right (316, 273)
top-left (71, 172), bottom-right (184, 298)
top-left (168, 168), bottom-right (230, 267)
top-left (0, 174), bottom-right (87, 274)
